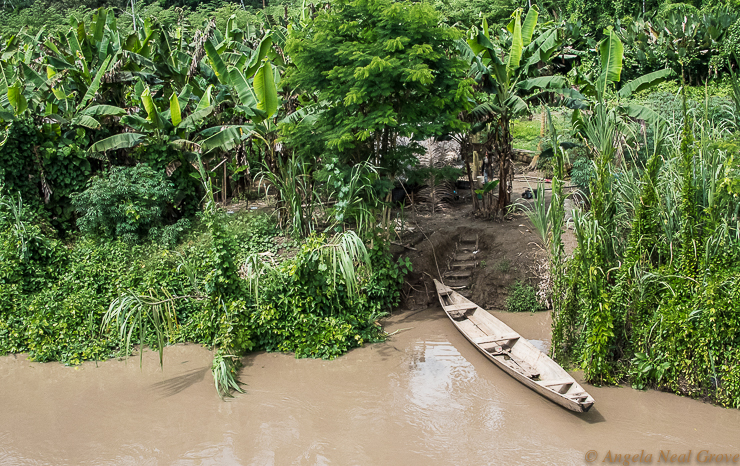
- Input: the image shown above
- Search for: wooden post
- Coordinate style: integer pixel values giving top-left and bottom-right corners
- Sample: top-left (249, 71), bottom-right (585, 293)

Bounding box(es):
top-left (223, 156), bottom-right (227, 204)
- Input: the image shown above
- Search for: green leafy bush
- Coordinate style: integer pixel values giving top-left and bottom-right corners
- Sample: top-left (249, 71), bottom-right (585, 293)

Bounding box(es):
top-left (72, 165), bottom-right (190, 247)
top-left (569, 156), bottom-right (596, 196)
top-left (506, 281), bottom-right (542, 313)
top-left (248, 235), bottom-right (410, 359)
top-left (552, 96), bottom-right (740, 405)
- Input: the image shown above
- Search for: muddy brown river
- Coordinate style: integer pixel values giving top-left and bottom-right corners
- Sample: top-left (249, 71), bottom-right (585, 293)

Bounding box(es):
top-left (2, 308), bottom-right (739, 465)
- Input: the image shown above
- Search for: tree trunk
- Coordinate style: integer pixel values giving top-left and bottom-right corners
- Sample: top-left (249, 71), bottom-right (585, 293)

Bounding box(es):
top-left (223, 157), bottom-right (228, 204)
top-left (496, 119), bottom-right (512, 218)
top-left (465, 159), bottom-right (479, 212)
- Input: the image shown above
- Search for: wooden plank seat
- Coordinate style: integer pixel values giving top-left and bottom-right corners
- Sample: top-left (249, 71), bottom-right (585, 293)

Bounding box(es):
top-left (445, 303), bottom-right (479, 313)
top-left (474, 334), bottom-right (520, 345)
top-left (566, 392), bottom-right (589, 402)
top-left (539, 379), bottom-right (575, 394)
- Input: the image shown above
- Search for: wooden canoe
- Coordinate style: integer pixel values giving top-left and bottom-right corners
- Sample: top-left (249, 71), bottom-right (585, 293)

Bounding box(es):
top-left (433, 279), bottom-right (594, 413)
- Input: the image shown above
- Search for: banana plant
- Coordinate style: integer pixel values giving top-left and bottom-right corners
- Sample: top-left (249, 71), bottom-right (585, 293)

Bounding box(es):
top-left (87, 20), bottom-right (280, 153)
top-left (559, 29), bottom-right (674, 132)
top-left (459, 6), bottom-right (564, 216)
top-left (0, 7), bottom-right (285, 211)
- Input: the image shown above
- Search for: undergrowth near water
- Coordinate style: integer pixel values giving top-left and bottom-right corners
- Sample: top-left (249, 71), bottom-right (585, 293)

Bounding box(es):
top-left (551, 88), bottom-right (740, 408)
top-left (0, 195), bottom-right (409, 397)
top-left (505, 281), bottom-right (542, 313)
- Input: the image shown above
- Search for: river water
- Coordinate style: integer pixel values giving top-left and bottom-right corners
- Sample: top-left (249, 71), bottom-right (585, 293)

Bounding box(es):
top-left (2, 308), bottom-right (739, 465)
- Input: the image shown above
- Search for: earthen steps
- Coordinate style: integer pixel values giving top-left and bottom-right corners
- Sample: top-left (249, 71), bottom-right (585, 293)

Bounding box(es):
top-left (444, 279), bottom-right (470, 288)
top-left (460, 235), bottom-right (478, 244)
top-left (444, 269), bottom-right (473, 279)
top-left (454, 252), bottom-right (475, 262)
top-left (441, 233), bottom-right (480, 303)
top-left (450, 260), bottom-right (477, 270)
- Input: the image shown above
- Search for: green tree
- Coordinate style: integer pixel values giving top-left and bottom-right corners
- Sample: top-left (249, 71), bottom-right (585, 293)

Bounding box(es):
top-left (282, 0), bottom-right (471, 197)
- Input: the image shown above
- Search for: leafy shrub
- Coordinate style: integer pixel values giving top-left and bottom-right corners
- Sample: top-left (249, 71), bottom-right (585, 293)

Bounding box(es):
top-left (0, 189), bottom-right (67, 293)
top-left (72, 164), bottom-right (189, 246)
top-left (248, 236), bottom-right (410, 359)
top-left (570, 156), bottom-right (596, 196)
top-left (506, 281), bottom-right (542, 313)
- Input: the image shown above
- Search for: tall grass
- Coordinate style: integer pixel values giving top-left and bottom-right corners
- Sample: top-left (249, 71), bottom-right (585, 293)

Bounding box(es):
top-left (553, 84), bottom-right (740, 398)
top-left (258, 153), bottom-right (320, 237)
top-left (327, 162), bottom-right (383, 238)
top-left (0, 187), bottom-right (30, 260)
top-left (523, 183), bottom-right (551, 248)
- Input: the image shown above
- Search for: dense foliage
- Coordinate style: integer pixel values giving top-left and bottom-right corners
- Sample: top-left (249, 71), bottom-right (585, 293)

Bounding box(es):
top-left (0, 0), bottom-right (739, 408)
top-left (0, 0), bottom-right (421, 398)
top-left (283, 0), bottom-right (469, 173)
top-left (505, 281), bottom-right (542, 313)
top-left (0, 198), bottom-right (409, 380)
top-left (72, 165), bottom-right (190, 246)
top-left (547, 29), bottom-right (740, 408)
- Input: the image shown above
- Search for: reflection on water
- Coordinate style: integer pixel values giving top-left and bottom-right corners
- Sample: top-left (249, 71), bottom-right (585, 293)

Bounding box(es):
top-left (406, 341), bottom-right (477, 408)
top-left (400, 341), bottom-right (509, 461)
top-left (1, 307), bottom-right (739, 465)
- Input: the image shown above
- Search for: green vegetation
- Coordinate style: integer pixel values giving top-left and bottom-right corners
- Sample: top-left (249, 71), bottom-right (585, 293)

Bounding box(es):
top-left (0, 0), bottom-right (421, 398)
top-left (545, 38), bottom-right (740, 409)
top-left (72, 165), bottom-right (190, 246)
top-left (0, 195), bottom-right (408, 386)
top-left (506, 281), bottom-right (542, 313)
top-left (0, 0), bottom-right (738, 408)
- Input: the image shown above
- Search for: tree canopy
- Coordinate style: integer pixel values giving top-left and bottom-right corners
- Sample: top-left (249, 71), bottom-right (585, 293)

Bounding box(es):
top-left (283, 0), bottom-right (472, 176)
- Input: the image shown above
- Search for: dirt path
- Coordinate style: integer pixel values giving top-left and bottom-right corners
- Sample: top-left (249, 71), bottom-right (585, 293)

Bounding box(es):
top-left (394, 175), bottom-right (569, 311)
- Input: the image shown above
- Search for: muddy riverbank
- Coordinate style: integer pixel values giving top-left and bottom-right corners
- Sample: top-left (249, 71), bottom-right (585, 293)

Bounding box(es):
top-left (2, 308), bottom-right (739, 465)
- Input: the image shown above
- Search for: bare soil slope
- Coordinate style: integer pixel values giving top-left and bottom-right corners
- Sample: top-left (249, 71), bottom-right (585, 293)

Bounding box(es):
top-left (394, 177), bottom-right (562, 311)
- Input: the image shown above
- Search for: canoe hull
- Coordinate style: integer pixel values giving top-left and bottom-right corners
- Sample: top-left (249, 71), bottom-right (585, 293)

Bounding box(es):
top-left (433, 280), bottom-right (594, 413)
top-left (458, 329), bottom-right (592, 412)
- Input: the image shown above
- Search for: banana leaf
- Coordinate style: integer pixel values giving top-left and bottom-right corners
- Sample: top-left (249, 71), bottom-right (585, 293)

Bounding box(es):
top-left (195, 85), bottom-right (213, 113)
top-left (141, 87), bottom-right (163, 130)
top-left (7, 81), bottom-right (27, 115)
top-left (253, 60), bottom-right (278, 119)
top-left (170, 92), bottom-right (181, 127)
top-left (121, 114), bottom-right (155, 131)
top-left (617, 68), bottom-right (674, 98)
top-left (178, 106), bottom-right (214, 131)
top-left (204, 39), bottom-right (229, 85)
top-left (507, 9), bottom-right (524, 77)
top-left (521, 6), bottom-right (539, 47)
top-left (619, 103), bottom-right (664, 125)
top-left (598, 29), bottom-right (623, 89)
top-left (89, 133), bottom-right (146, 152)
top-left (77, 55), bottom-right (113, 111)
top-left (244, 33), bottom-right (273, 78)
top-left (228, 68), bottom-right (259, 108)
top-left (517, 76), bottom-right (567, 91)
top-left (80, 104), bottom-right (127, 117)
top-left (71, 115), bottom-right (101, 129)
top-left (200, 125), bottom-right (255, 152)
